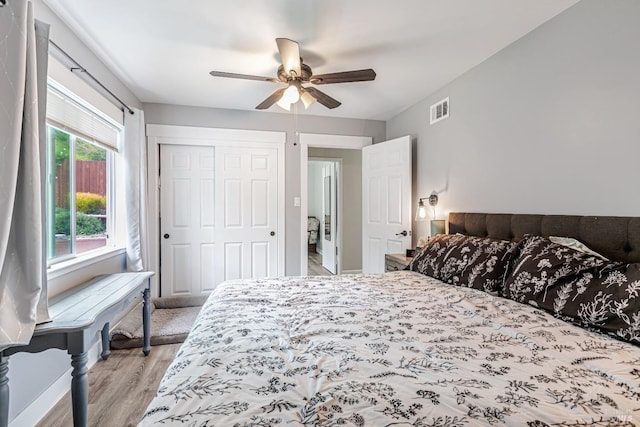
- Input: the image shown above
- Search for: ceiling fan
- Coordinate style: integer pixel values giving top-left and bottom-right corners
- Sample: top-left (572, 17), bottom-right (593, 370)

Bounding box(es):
top-left (209, 38), bottom-right (376, 111)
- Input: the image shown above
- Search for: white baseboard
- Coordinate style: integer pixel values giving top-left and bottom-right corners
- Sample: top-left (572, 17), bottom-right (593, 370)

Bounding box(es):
top-left (342, 269), bottom-right (362, 274)
top-left (10, 340), bottom-right (102, 427)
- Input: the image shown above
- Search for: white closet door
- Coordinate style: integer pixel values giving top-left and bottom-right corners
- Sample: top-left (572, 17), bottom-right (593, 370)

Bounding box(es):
top-left (160, 145), bottom-right (215, 297)
top-left (214, 146), bottom-right (279, 285)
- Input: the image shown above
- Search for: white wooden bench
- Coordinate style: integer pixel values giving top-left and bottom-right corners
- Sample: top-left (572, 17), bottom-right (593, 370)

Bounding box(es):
top-left (0, 271), bottom-right (154, 427)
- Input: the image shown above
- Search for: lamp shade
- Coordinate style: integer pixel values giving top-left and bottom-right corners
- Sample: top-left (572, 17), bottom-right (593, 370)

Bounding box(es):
top-left (415, 199), bottom-right (428, 221)
top-left (300, 91), bottom-right (316, 109)
top-left (276, 84), bottom-right (301, 110)
top-left (282, 84), bottom-right (300, 103)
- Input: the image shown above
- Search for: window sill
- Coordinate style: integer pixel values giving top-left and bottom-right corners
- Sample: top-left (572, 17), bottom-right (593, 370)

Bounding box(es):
top-left (47, 247), bottom-right (126, 281)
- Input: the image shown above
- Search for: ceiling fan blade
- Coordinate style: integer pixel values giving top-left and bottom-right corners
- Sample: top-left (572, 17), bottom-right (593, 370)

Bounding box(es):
top-left (310, 69), bottom-right (376, 85)
top-left (276, 38), bottom-right (301, 78)
top-left (255, 87), bottom-right (287, 110)
top-left (210, 70), bottom-right (278, 83)
top-left (304, 87), bottom-right (341, 109)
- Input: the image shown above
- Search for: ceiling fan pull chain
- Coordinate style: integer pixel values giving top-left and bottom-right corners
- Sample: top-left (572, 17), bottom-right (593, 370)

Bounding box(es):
top-left (293, 103), bottom-right (299, 146)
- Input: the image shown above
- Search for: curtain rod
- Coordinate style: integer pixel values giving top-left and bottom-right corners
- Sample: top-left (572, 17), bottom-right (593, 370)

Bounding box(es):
top-left (49, 40), bottom-right (134, 115)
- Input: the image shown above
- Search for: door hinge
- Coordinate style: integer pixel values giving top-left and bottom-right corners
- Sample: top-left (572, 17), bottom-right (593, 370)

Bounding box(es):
top-left (335, 247), bottom-right (338, 256)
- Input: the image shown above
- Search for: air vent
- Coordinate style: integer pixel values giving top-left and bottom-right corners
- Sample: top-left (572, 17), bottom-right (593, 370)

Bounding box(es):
top-left (430, 97), bottom-right (449, 125)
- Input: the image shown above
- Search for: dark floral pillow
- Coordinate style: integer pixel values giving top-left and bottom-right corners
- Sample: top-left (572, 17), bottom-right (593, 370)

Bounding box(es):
top-left (407, 233), bottom-right (465, 280)
top-left (502, 235), bottom-right (607, 304)
top-left (570, 262), bottom-right (640, 344)
top-left (502, 235), bottom-right (640, 345)
top-left (408, 234), bottom-right (516, 292)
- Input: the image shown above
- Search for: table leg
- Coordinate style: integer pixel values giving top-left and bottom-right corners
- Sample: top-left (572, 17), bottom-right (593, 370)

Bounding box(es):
top-left (142, 286), bottom-right (151, 356)
top-left (70, 352), bottom-right (88, 427)
top-left (100, 323), bottom-right (110, 360)
top-left (0, 356), bottom-right (9, 427)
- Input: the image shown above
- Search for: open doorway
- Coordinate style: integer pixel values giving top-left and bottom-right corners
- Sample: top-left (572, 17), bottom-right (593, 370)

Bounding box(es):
top-left (299, 133), bottom-right (372, 276)
top-left (305, 147), bottom-right (364, 276)
top-left (308, 159), bottom-right (339, 275)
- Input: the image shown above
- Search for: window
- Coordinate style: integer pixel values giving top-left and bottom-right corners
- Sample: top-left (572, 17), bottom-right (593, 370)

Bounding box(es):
top-left (45, 81), bottom-right (122, 264)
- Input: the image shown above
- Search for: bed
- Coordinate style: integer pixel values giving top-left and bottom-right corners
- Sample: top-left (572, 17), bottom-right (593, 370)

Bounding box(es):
top-left (139, 213), bottom-right (640, 426)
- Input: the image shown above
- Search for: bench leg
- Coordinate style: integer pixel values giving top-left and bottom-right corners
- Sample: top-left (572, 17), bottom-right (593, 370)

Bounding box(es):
top-left (0, 356), bottom-right (9, 427)
top-left (100, 323), bottom-right (110, 360)
top-left (142, 287), bottom-right (151, 356)
top-left (70, 352), bottom-right (88, 427)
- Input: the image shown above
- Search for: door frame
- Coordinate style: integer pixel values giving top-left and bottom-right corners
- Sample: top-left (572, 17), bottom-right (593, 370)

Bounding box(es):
top-left (147, 124), bottom-right (286, 297)
top-left (299, 133), bottom-right (372, 275)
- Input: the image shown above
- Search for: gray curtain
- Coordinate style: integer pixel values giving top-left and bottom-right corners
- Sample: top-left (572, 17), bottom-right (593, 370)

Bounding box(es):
top-left (0, 1), bottom-right (50, 351)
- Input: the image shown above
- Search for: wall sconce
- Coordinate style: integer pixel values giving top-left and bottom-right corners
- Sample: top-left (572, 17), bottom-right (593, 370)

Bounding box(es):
top-left (415, 191), bottom-right (445, 236)
top-left (415, 191), bottom-right (438, 221)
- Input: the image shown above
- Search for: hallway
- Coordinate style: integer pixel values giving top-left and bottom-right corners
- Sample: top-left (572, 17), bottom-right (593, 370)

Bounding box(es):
top-left (307, 251), bottom-right (332, 276)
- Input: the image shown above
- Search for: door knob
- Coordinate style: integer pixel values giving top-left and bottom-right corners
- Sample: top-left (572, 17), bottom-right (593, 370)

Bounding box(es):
top-left (163, 233), bottom-right (170, 239)
top-left (395, 230), bottom-right (408, 236)
top-left (270, 231), bottom-right (275, 236)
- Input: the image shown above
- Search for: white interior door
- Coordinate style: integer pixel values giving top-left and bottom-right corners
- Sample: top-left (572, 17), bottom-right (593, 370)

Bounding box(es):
top-left (160, 145), bottom-right (215, 297)
top-left (321, 162), bottom-right (337, 273)
top-left (362, 136), bottom-right (412, 274)
top-left (214, 146), bottom-right (279, 284)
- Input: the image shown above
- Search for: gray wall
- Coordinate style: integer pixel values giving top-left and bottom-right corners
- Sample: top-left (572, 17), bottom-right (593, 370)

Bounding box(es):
top-left (144, 103), bottom-right (385, 275)
top-left (308, 147), bottom-right (363, 272)
top-left (387, 0), bottom-right (640, 244)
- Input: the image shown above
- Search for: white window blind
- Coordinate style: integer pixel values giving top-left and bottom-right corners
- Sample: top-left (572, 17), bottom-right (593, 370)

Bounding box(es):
top-left (46, 81), bottom-right (121, 152)
top-left (48, 56), bottom-right (124, 126)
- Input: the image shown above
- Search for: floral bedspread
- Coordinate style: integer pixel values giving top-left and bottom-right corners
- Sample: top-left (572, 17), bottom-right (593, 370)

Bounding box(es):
top-left (139, 271), bottom-right (640, 426)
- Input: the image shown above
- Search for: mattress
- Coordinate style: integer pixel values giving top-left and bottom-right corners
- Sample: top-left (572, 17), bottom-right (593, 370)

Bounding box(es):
top-left (139, 271), bottom-right (640, 425)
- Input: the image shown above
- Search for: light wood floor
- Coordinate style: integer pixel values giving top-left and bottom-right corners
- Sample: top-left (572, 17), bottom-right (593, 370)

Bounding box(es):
top-left (308, 251), bottom-right (333, 276)
top-left (36, 343), bottom-right (181, 427)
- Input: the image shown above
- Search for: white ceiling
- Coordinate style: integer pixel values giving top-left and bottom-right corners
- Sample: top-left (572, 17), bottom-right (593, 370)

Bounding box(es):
top-left (44, 0), bottom-right (580, 121)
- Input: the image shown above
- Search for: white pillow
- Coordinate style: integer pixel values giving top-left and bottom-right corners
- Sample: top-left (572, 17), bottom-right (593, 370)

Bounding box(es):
top-left (549, 236), bottom-right (609, 260)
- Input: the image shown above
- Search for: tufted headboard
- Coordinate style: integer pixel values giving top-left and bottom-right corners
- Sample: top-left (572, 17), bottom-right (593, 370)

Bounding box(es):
top-left (448, 212), bottom-right (640, 263)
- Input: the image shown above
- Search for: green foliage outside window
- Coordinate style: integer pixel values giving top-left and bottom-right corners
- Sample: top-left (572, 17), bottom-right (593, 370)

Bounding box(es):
top-left (54, 208), bottom-right (71, 236)
top-left (76, 213), bottom-right (105, 235)
top-left (52, 129), bottom-right (106, 164)
top-left (54, 208), bottom-right (105, 236)
top-left (76, 192), bottom-right (106, 214)
top-left (53, 129), bottom-right (70, 166)
top-left (76, 138), bottom-right (106, 161)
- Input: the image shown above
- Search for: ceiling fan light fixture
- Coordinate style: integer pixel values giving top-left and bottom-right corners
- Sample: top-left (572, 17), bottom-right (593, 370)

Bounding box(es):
top-left (300, 91), bottom-right (316, 109)
top-left (276, 82), bottom-right (300, 110)
top-left (284, 84), bottom-right (300, 103)
top-left (276, 98), bottom-right (291, 111)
